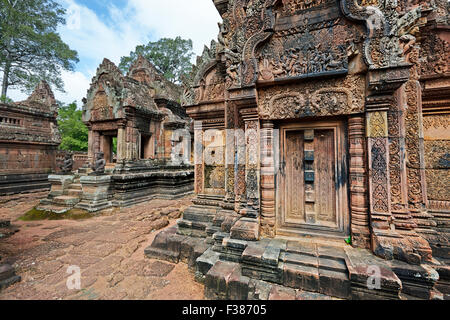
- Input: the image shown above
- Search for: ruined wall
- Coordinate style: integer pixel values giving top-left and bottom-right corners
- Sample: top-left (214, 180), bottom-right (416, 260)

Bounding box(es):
top-left (0, 81), bottom-right (61, 195)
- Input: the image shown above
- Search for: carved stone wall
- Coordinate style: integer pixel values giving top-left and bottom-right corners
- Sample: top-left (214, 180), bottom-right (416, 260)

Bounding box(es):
top-left (83, 57), bottom-right (191, 168)
top-left (0, 81), bottom-right (61, 195)
top-left (258, 75), bottom-right (365, 120)
top-left (179, 0), bottom-right (448, 262)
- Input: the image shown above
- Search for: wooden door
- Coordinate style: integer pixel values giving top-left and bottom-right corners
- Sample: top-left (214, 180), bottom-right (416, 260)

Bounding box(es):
top-left (278, 121), bottom-right (349, 238)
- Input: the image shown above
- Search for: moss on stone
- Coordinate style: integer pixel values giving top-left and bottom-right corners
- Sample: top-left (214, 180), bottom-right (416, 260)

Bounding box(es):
top-left (19, 207), bottom-right (94, 221)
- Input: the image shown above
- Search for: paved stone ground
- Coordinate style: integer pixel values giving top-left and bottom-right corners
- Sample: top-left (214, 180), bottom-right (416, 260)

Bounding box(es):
top-left (0, 194), bottom-right (204, 300)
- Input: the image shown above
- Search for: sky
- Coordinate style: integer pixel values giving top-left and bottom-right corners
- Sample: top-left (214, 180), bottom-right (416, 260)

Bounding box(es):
top-left (8, 0), bottom-right (222, 105)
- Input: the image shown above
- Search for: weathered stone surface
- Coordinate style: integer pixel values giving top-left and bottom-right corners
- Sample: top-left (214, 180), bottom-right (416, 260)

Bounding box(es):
top-left (150, 0), bottom-right (449, 300)
top-left (0, 81), bottom-right (60, 196)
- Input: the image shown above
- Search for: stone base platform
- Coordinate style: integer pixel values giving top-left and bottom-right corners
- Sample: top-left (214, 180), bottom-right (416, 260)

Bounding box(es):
top-left (145, 225), bottom-right (447, 300)
top-left (111, 169), bottom-right (194, 208)
top-left (38, 166), bottom-right (194, 213)
top-left (0, 173), bottom-right (51, 196)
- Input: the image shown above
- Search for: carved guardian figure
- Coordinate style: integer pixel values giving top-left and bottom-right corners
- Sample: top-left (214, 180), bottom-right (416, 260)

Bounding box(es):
top-left (60, 153), bottom-right (74, 174)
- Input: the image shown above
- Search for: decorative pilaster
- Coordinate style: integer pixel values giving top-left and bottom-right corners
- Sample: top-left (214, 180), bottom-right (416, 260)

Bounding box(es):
top-left (260, 120), bottom-right (277, 238)
top-left (367, 105), bottom-right (392, 230)
top-left (242, 108), bottom-right (260, 217)
top-left (116, 121), bottom-right (126, 163)
top-left (403, 80), bottom-right (436, 257)
top-left (194, 121), bottom-right (204, 194)
top-left (388, 89), bottom-right (415, 230)
top-left (230, 107), bottom-right (260, 241)
top-left (366, 66), bottom-right (432, 264)
top-left (223, 102), bottom-right (236, 209)
top-left (348, 115), bottom-right (371, 248)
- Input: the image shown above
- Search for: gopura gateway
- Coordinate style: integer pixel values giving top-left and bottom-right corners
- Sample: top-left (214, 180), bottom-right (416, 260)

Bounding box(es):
top-left (39, 57), bottom-right (194, 212)
top-left (146, 0), bottom-right (450, 299)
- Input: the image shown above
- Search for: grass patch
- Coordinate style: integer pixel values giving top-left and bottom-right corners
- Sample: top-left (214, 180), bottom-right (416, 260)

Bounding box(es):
top-left (19, 207), bottom-right (95, 221)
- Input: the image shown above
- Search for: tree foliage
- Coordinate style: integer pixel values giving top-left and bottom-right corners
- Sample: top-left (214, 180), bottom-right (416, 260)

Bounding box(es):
top-left (119, 37), bottom-right (194, 84)
top-left (0, 0), bottom-right (79, 96)
top-left (57, 102), bottom-right (88, 152)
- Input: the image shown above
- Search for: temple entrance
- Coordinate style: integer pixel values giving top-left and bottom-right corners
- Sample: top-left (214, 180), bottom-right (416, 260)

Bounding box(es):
top-left (100, 131), bottom-right (117, 164)
top-left (277, 120), bottom-right (349, 239)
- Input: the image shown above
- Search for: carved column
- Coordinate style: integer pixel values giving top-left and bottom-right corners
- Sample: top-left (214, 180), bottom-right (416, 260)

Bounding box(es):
top-left (367, 66), bottom-right (432, 263)
top-left (116, 121), bottom-right (126, 163)
top-left (402, 80), bottom-right (435, 259)
top-left (348, 115), bottom-right (371, 248)
top-left (367, 97), bottom-right (392, 231)
top-left (86, 124), bottom-right (95, 165)
top-left (388, 88), bottom-right (415, 230)
top-left (230, 107), bottom-right (260, 240)
top-left (223, 101), bottom-right (236, 209)
top-left (260, 120), bottom-right (277, 238)
top-left (193, 121), bottom-right (204, 194)
top-left (234, 117), bottom-right (246, 213)
top-left (243, 110), bottom-right (260, 217)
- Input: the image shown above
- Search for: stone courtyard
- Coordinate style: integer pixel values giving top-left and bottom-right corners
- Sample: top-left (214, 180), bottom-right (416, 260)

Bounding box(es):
top-left (0, 196), bottom-right (204, 300)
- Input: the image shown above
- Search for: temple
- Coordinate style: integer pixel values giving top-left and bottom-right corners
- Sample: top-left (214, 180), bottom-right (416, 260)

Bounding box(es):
top-left (145, 0), bottom-right (450, 300)
top-left (39, 57), bottom-right (194, 212)
top-left (0, 81), bottom-right (61, 196)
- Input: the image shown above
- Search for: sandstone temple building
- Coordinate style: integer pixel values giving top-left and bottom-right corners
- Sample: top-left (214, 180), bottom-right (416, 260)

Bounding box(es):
top-left (146, 0), bottom-right (450, 300)
top-left (0, 81), bottom-right (61, 196)
top-left (40, 57), bottom-right (194, 212)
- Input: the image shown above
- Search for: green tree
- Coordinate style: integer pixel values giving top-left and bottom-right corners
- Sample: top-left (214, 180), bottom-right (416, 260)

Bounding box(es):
top-left (0, 0), bottom-right (79, 97)
top-left (0, 95), bottom-right (13, 103)
top-left (57, 102), bottom-right (88, 152)
top-left (119, 37), bottom-right (194, 84)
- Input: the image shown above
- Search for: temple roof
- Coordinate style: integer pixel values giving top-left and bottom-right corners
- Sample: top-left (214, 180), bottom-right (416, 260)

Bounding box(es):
top-left (127, 55), bottom-right (182, 103)
top-left (16, 81), bottom-right (58, 114)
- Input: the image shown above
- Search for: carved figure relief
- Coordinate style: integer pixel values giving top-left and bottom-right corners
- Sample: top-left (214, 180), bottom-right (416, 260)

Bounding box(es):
top-left (258, 75), bottom-right (365, 119)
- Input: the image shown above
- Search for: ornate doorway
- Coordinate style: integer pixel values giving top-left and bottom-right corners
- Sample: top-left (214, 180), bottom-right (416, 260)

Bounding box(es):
top-left (277, 120), bottom-right (349, 238)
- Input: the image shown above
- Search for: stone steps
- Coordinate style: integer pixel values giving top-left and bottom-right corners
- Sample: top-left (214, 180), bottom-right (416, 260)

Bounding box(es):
top-left (53, 195), bottom-right (80, 206)
top-left (68, 183), bottom-right (82, 190)
top-left (279, 244), bottom-right (350, 298)
top-left (66, 189), bottom-right (83, 197)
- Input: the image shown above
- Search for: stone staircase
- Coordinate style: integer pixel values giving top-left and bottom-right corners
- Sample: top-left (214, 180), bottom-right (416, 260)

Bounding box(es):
top-left (145, 223), bottom-right (448, 300)
top-left (38, 176), bottom-right (82, 213)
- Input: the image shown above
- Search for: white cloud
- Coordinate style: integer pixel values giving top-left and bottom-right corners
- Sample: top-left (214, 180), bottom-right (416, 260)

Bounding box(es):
top-left (57, 70), bottom-right (92, 105)
top-left (126, 0), bottom-right (222, 55)
top-left (7, 70), bottom-right (91, 106)
top-left (7, 0), bottom-right (222, 105)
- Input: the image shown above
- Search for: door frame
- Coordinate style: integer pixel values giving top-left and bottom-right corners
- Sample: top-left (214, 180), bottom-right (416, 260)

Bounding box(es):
top-left (276, 119), bottom-right (350, 239)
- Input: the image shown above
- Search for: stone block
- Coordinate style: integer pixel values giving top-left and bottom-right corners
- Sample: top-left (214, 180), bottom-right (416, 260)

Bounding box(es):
top-left (204, 261), bottom-right (240, 300)
top-left (283, 264), bottom-right (320, 292)
top-left (319, 269), bottom-right (350, 299)
top-left (230, 217), bottom-right (260, 241)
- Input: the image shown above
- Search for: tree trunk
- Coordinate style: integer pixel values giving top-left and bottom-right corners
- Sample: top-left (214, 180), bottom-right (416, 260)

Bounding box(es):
top-left (1, 61), bottom-right (11, 98)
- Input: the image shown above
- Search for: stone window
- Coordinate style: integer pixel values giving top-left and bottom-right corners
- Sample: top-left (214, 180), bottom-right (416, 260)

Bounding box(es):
top-left (0, 117), bottom-right (22, 126)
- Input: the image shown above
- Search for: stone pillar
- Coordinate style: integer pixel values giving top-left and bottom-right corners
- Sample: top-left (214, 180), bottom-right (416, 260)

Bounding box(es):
top-left (367, 101), bottom-right (392, 231)
top-left (117, 124), bottom-right (126, 162)
top-left (87, 126), bottom-right (95, 165)
top-left (125, 125), bottom-right (139, 161)
top-left (230, 108), bottom-right (260, 241)
top-left (194, 121), bottom-right (204, 194)
top-left (260, 120), bottom-right (277, 238)
top-left (367, 67), bottom-right (432, 264)
top-left (224, 124), bottom-right (235, 206)
top-left (402, 80), bottom-right (435, 260)
top-left (388, 88), bottom-right (414, 230)
top-left (348, 115), bottom-right (370, 248)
